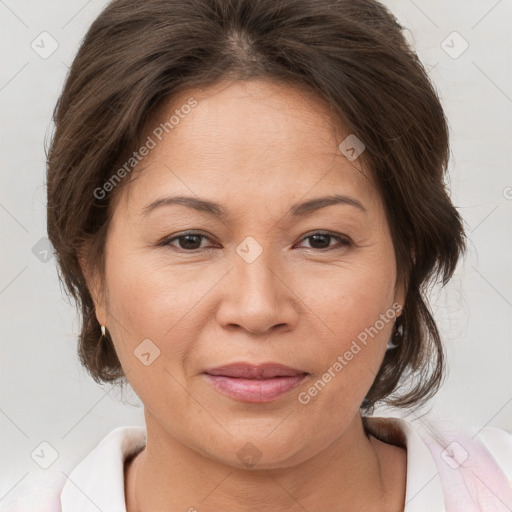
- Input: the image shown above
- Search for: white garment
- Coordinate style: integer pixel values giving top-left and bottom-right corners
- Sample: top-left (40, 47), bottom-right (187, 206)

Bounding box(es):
top-left (2, 417), bottom-right (512, 511)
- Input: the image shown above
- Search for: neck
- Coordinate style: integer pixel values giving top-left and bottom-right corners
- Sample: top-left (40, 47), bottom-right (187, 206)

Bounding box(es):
top-left (125, 412), bottom-right (404, 512)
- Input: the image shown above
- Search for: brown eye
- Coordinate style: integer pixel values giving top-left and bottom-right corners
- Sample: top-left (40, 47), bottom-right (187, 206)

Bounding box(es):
top-left (296, 232), bottom-right (352, 251)
top-left (159, 232), bottom-right (215, 251)
top-left (174, 234), bottom-right (205, 250)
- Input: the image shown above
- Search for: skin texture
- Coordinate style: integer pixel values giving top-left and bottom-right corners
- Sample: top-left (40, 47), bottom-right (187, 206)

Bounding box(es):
top-left (83, 79), bottom-right (407, 511)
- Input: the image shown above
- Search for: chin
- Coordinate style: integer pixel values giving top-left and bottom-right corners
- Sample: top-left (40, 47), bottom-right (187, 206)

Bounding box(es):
top-left (191, 421), bottom-right (333, 471)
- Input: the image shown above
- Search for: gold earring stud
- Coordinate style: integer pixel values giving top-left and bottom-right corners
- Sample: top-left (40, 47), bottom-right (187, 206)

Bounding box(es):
top-left (101, 325), bottom-right (106, 337)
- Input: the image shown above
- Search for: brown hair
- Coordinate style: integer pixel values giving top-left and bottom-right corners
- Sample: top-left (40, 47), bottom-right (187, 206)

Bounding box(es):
top-left (46, 0), bottom-right (465, 413)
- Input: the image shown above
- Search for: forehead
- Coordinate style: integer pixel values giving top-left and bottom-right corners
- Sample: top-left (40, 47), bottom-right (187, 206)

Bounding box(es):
top-left (115, 79), bottom-right (378, 217)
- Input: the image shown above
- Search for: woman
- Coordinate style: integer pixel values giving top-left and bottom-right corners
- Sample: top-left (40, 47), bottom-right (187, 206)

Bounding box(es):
top-left (6, 0), bottom-right (512, 510)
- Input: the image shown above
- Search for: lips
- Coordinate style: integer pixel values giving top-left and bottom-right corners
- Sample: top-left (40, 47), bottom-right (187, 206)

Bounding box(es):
top-left (203, 362), bottom-right (307, 379)
top-left (203, 362), bottom-right (309, 403)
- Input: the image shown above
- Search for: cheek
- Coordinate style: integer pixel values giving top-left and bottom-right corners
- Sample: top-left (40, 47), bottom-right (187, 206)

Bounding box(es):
top-left (313, 256), bottom-right (397, 342)
top-left (298, 256), bottom-right (397, 405)
top-left (102, 255), bottom-right (209, 417)
top-left (102, 252), bottom-right (212, 366)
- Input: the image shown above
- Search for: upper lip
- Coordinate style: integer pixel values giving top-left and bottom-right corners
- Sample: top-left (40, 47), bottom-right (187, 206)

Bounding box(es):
top-left (203, 362), bottom-right (308, 379)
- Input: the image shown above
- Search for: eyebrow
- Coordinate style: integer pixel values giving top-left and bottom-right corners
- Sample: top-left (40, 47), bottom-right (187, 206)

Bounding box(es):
top-left (141, 194), bottom-right (366, 218)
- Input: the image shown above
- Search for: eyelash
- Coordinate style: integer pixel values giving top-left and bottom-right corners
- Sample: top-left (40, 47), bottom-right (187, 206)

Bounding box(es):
top-left (157, 231), bottom-right (353, 252)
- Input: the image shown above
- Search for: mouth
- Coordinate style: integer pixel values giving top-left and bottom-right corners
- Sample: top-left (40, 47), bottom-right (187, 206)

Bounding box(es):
top-left (203, 362), bottom-right (309, 403)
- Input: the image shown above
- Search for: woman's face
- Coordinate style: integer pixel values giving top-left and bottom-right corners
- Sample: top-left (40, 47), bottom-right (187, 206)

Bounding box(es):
top-left (89, 78), bottom-right (404, 468)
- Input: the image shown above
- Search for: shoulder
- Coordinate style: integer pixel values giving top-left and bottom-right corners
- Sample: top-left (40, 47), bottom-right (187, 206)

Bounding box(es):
top-left (369, 414), bottom-right (512, 477)
top-left (364, 415), bottom-right (512, 509)
top-left (416, 419), bottom-right (512, 478)
top-left (412, 418), bottom-right (512, 508)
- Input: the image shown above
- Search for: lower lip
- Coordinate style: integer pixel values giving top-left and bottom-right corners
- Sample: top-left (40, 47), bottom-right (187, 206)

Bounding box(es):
top-left (203, 374), bottom-right (308, 403)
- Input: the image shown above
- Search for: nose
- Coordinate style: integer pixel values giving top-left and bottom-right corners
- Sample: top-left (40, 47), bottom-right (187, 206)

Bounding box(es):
top-left (216, 251), bottom-right (299, 335)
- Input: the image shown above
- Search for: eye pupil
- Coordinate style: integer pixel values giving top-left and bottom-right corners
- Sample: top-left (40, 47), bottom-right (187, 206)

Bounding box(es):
top-left (309, 234), bottom-right (330, 249)
top-left (180, 234), bottom-right (202, 250)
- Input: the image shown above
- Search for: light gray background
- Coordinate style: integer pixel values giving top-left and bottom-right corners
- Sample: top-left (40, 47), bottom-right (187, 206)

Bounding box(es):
top-left (1, 0), bottom-right (511, 504)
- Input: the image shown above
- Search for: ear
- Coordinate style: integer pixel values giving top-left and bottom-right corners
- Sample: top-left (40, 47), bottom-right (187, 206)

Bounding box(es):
top-left (78, 244), bottom-right (108, 327)
top-left (393, 277), bottom-right (406, 318)
top-left (393, 249), bottom-right (414, 317)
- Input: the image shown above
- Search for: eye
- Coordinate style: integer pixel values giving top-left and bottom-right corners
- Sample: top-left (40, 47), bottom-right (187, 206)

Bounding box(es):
top-left (157, 230), bottom-right (352, 252)
top-left (295, 231), bottom-right (352, 251)
top-left (158, 232), bottom-right (216, 251)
